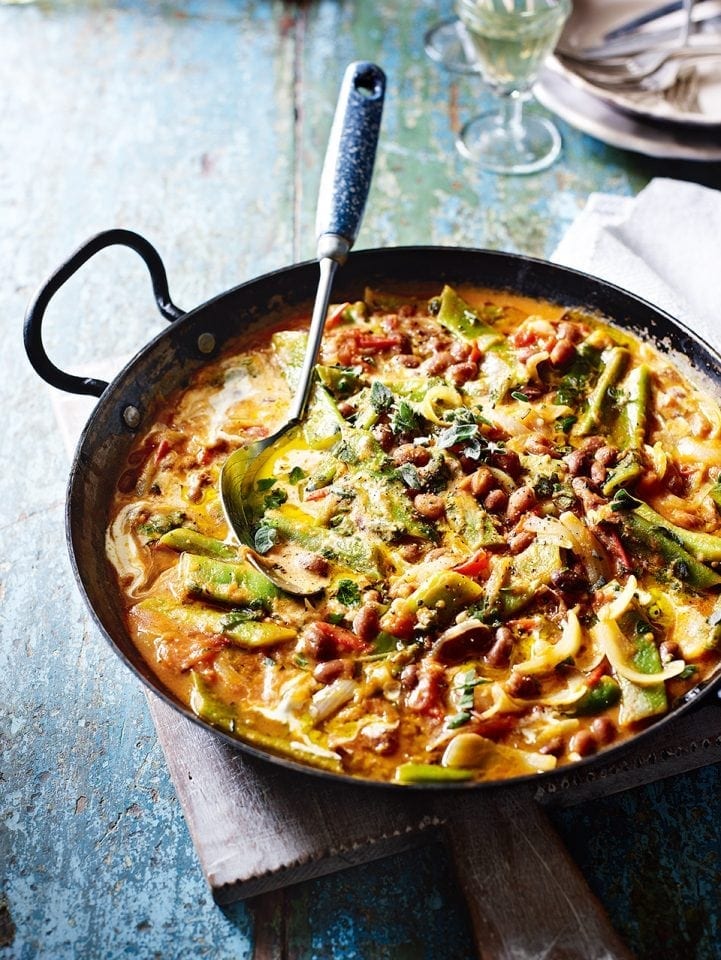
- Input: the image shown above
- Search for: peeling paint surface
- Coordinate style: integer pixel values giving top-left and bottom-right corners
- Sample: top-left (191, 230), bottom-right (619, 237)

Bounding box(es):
top-left (2, 1), bottom-right (721, 958)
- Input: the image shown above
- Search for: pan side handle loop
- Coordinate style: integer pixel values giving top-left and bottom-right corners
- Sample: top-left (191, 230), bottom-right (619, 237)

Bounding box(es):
top-left (23, 228), bottom-right (185, 397)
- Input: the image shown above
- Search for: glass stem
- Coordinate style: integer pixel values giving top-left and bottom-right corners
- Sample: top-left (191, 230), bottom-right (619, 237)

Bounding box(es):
top-left (498, 91), bottom-right (524, 141)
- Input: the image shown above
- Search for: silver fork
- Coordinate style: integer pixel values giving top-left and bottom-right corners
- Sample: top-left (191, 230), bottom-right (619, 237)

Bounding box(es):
top-left (564, 46), bottom-right (721, 91)
top-left (665, 64), bottom-right (702, 109)
top-left (558, 0), bottom-right (707, 88)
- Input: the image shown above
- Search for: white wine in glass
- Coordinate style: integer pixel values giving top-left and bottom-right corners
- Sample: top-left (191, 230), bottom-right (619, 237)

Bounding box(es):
top-left (456, 0), bottom-right (570, 174)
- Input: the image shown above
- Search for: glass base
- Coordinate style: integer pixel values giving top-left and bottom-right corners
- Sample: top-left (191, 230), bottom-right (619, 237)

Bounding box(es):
top-left (424, 17), bottom-right (478, 75)
top-left (456, 110), bottom-right (562, 175)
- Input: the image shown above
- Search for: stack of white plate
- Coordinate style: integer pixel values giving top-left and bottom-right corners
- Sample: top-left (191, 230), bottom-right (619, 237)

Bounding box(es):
top-left (535, 0), bottom-right (721, 160)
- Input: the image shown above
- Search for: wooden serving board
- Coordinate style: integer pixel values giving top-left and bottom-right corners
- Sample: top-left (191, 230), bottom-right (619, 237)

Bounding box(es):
top-left (57, 389), bottom-right (721, 960)
top-left (148, 692), bottom-right (721, 959)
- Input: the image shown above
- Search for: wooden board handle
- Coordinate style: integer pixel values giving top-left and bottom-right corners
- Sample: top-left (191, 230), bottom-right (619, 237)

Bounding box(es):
top-left (441, 792), bottom-right (634, 960)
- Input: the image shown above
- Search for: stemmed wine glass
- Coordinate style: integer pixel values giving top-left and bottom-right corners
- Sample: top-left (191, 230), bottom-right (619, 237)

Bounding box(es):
top-left (424, 17), bottom-right (478, 74)
top-left (455, 0), bottom-right (571, 174)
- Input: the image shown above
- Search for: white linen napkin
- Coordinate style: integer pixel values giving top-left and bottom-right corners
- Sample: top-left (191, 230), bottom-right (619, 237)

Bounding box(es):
top-left (552, 177), bottom-right (721, 352)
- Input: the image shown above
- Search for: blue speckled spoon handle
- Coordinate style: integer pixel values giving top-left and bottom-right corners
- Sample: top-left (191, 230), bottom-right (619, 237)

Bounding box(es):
top-left (288, 61), bottom-right (386, 424)
top-left (315, 61), bottom-right (386, 260)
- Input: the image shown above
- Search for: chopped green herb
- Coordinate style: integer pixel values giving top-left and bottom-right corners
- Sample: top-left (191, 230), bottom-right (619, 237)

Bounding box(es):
top-left (370, 380), bottom-right (394, 413)
top-left (436, 422), bottom-right (479, 448)
top-left (419, 454), bottom-right (451, 494)
top-left (396, 463), bottom-right (422, 490)
top-left (534, 476), bottom-right (555, 500)
top-left (610, 488), bottom-right (640, 511)
top-left (556, 415), bottom-right (577, 433)
top-left (264, 488), bottom-right (288, 510)
top-left (436, 422), bottom-right (479, 452)
top-left (511, 391), bottom-right (529, 402)
top-left (556, 493), bottom-right (577, 511)
top-left (332, 439), bottom-right (358, 464)
top-left (391, 399), bottom-right (420, 435)
top-left (327, 612), bottom-right (346, 625)
top-left (372, 631), bottom-right (399, 655)
top-left (554, 347), bottom-right (599, 406)
top-left (447, 406), bottom-right (488, 426)
top-left (289, 466), bottom-right (306, 484)
top-left (336, 579), bottom-right (361, 606)
top-left (220, 607), bottom-right (264, 629)
top-left (446, 712), bottom-right (471, 729)
top-left (294, 654), bottom-right (309, 668)
top-left (453, 667), bottom-right (487, 712)
top-left (256, 477), bottom-right (277, 492)
top-left (678, 664), bottom-right (697, 680)
top-left (254, 524), bottom-right (277, 554)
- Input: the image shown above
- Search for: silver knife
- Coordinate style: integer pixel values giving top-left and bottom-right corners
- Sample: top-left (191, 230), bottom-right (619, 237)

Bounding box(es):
top-left (558, 10), bottom-right (721, 62)
top-left (605, 0), bottom-right (714, 39)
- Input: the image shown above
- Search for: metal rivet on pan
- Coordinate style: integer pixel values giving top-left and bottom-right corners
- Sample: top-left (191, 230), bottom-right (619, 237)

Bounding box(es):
top-left (123, 405), bottom-right (141, 429)
top-left (197, 332), bottom-right (216, 354)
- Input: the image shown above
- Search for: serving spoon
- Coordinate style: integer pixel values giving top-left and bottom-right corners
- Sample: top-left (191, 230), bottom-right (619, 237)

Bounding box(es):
top-left (220, 61), bottom-right (386, 596)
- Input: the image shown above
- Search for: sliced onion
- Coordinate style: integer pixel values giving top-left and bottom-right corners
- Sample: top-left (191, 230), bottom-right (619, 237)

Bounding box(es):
top-left (600, 575), bottom-right (638, 622)
top-left (525, 350), bottom-right (550, 380)
top-left (256, 673), bottom-right (314, 728)
top-left (310, 677), bottom-right (358, 723)
top-left (475, 681), bottom-right (524, 720)
top-left (483, 407), bottom-right (533, 436)
top-left (106, 503), bottom-right (155, 597)
top-left (676, 436), bottom-right (721, 465)
top-left (529, 717), bottom-right (580, 746)
top-left (442, 732), bottom-right (556, 773)
top-left (512, 608), bottom-right (583, 676)
top-left (591, 618), bottom-right (686, 686)
top-left (487, 467), bottom-right (517, 493)
top-left (523, 514), bottom-right (574, 550)
top-left (558, 511), bottom-right (609, 584)
top-left (417, 384), bottom-right (462, 425)
top-left (524, 676), bottom-right (589, 707)
top-left (647, 441), bottom-right (669, 481)
top-left (484, 556), bottom-right (512, 611)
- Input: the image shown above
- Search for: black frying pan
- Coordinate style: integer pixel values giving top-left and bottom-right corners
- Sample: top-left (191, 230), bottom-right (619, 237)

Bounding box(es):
top-left (24, 232), bottom-right (721, 789)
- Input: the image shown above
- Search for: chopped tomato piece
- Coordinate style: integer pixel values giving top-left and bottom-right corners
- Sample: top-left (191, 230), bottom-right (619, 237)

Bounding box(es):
top-left (326, 302), bottom-right (350, 329)
top-left (453, 549), bottom-right (490, 579)
top-left (154, 438), bottom-right (173, 463)
top-left (309, 621), bottom-right (369, 655)
top-left (304, 487), bottom-right (330, 501)
top-left (379, 602), bottom-right (416, 641)
top-left (355, 333), bottom-right (403, 351)
top-left (156, 632), bottom-right (228, 672)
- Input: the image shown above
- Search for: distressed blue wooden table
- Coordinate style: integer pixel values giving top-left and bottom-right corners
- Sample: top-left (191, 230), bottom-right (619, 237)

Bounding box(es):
top-left (2, 2), bottom-right (721, 958)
